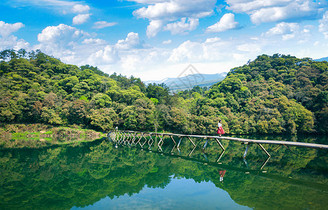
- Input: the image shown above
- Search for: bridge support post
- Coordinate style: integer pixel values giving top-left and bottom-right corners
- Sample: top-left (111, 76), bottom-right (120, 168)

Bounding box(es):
top-left (170, 136), bottom-right (177, 145)
top-left (215, 138), bottom-right (225, 151)
top-left (136, 133), bottom-right (144, 146)
top-left (187, 137), bottom-right (196, 147)
top-left (131, 133), bottom-right (137, 145)
top-left (203, 138), bottom-right (208, 150)
top-left (243, 143), bottom-right (250, 159)
top-left (177, 136), bottom-right (182, 149)
top-left (257, 143), bottom-right (271, 158)
top-left (148, 134), bottom-right (154, 149)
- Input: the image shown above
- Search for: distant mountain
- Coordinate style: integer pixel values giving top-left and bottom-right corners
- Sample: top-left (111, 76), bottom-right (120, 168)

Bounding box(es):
top-left (146, 72), bottom-right (228, 92)
top-left (314, 57), bottom-right (328, 62)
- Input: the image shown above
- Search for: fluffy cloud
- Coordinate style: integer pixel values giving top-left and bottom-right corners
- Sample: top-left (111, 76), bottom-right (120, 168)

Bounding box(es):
top-left (36, 24), bottom-right (89, 59)
top-left (237, 43), bottom-right (261, 53)
top-left (38, 24), bottom-right (88, 43)
top-left (164, 18), bottom-right (199, 34)
top-left (73, 14), bottom-right (91, 25)
top-left (168, 37), bottom-right (239, 63)
top-left (72, 4), bottom-right (90, 13)
top-left (93, 21), bottom-right (117, 29)
top-left (131, 0), bottom-right (216, 37)
top-left (162, 40), bottom-right (172, 44)
top-left (86, 45), bottom-right (118, 65)
top-left (319, 11), bottom-right (328, 38)
top-left (226, 0), bottom-right (324, 24)
top-left (9, 0), bottom-right (91, 15)
top-left (115, 32), bottom-right (144, 50)
top-left (0, 35), bottom-right (30, 51)
top-left (226, 0), bottom-right (292, 13)
top-left (0, 21), bottom-right (24, 37)
top-left (82, 38), bottom-right (107, 45)
top-left (0, 21), bottom-right (29, 51)
top-left (265, 22), bottom-right (299, 40)
top-left (206, 13), bottom-right (238, 33)
top-left (146, 20), bottom-right (163, 38)
top-left (133, 0), bottom-right (215, 20)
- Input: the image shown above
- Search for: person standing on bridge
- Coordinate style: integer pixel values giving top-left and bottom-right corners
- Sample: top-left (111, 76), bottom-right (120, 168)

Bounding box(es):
top-left (217, 120), bottom-right (225, 137)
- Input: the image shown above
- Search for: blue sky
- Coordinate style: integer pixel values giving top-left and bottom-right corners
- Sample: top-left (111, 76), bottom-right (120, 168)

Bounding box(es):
top-left (1, 0), bottom-right (328, 80)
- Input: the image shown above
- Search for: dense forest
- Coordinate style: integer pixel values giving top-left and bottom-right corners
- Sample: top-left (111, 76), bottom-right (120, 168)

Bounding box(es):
top-left (0, 49), bottom-right (327, 134)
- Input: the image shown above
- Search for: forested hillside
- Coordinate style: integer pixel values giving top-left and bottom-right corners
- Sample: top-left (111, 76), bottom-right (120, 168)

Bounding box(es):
top-left (0, 50), bottom-right (327, 134)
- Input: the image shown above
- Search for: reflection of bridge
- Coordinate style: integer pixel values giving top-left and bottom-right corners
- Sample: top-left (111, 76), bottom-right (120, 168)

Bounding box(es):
top-left (109, 130), bottom-right (328, 168)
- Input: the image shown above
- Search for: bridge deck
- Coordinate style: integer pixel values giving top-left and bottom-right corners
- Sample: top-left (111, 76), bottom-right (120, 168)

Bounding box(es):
top-left (119, 130), bottom-right (328, 149)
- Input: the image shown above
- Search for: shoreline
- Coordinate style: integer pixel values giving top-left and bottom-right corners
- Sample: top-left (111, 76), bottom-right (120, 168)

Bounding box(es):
top-left (0, 124), bottom-right (106, 149)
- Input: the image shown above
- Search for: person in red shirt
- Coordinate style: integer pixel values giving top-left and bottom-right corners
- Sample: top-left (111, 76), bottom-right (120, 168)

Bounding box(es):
top-left (217, 120), bottom-right (225, 137)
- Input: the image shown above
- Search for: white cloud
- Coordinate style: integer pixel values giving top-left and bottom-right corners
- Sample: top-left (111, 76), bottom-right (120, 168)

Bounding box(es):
top-left (226, 0), bottom-right (324, 24)
top-left (0, 21), bottom-right (29, 51)
top-left (127, 0), bottom-right (167, 3)
top-left (131, 0), bottom-right (216, 37)
top-left (93, 21), bottom-right (117, 29)
top-left (115, 32), bottom-right (143, 50)
top-left (9, 0), bottom-right (91, 15)
top-left (205, 37), bottom-right (221, 43)
top-left (226, 0), bottom-right (292, 13)
top-left (133, 0), bottom-right (215, 20)
top-left (168, 38), bottom-right (240, 63)
top-left (0, 21), bottom-right (24, 37)
top-left (73, 14), bottom-right (91, 25)
top-left (36, 24), bottom-right (89, 59)
top-left (164, 18), bottom-right (199, 34)
top-left (82, 38), bottom-right (107, 45)
top-left (146, 20), bottom-right (163, 38)
top-left (72, 4), bottom-right (90, 13)
top-left (87, 45), bottom-right (118, 65)
top-left (206, 13), bottom-right (238, 33)
top-left (319, 11), bottom-right (328, 38)
top-left (237, 43), bottom-right (261, 53)
top-left (162, 39), bottom-right (172, 44)
top-left (37, 24), bottom-right (88, 43)
top-left (265, 22), bottom-right (299, 40)
top-left (0, 35), bottom-right (30, 51)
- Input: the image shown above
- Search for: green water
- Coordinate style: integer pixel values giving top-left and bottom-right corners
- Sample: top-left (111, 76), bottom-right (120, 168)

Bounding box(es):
top-left (0, 135), bottom-right (328, 209)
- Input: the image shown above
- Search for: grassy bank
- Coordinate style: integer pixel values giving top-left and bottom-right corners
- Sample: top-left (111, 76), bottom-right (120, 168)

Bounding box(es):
top-left (0, 124), bottom-right (106, 149)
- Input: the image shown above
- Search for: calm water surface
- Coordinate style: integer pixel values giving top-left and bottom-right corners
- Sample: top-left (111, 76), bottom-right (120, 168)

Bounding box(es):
top-left (0, 135), bottom-right (327, 209)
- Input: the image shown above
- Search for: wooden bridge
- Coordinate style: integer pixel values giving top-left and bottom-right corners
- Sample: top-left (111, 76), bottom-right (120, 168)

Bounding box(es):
top-left (108, 130), bottom-right (328, 160)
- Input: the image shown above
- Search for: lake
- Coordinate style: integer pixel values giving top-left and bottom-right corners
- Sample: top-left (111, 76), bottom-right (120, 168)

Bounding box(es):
top-left (0, 134), bottom-right (327, 209)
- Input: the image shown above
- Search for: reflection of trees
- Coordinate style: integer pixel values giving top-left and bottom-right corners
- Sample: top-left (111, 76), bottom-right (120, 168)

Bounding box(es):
top-left (0, 139), bottom-right (328, 210)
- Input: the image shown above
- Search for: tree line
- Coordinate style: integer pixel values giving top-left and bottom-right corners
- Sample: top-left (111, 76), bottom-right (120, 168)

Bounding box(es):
top-left (0, 50), bottom-right (327, 134)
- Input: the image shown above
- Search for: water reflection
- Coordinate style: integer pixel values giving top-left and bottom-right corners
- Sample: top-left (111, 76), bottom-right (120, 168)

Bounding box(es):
top-left (0, 136), bottom-right (327, 209)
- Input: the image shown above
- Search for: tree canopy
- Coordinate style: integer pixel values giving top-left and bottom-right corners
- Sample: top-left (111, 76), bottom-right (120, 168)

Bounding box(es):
top-left (0, 50), bottom-right (327, 134)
